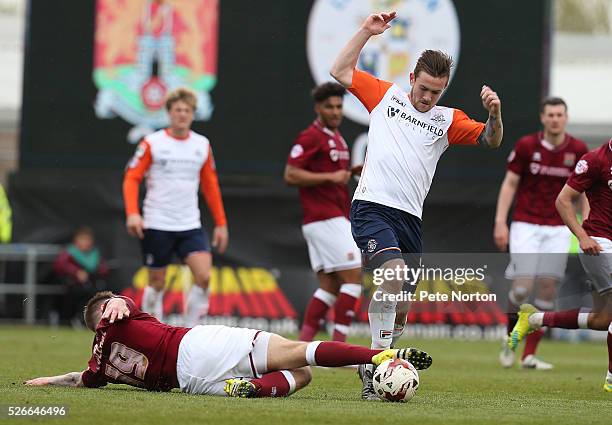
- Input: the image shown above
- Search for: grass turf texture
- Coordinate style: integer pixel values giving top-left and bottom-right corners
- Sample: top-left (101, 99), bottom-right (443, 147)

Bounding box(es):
top-left (1, 326), bottom-right (610, 425)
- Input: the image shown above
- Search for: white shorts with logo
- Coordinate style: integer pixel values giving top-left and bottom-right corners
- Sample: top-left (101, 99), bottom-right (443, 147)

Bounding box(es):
top-left (176, 325), bottom-right (271, 396)
top-left (505, 221), bottom-right (571, 280)
top-left (302, 216), bottom-right (361, 273)
top-left (579, 237), bottom-right (612, 295)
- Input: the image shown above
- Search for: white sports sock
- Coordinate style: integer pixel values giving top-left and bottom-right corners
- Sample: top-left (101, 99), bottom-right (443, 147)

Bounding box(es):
top-left (185, 285), bottom-right (209, 327)
top-left (368, 287), bottom-right (397, 349)
top-left (391, 323), bottom-right (405, 348)
top-left (607, 371), bottom-right (612, 384)
top-left (528, 312), bottom-right (544, 328)
top-left (142, 286), bottom-right (164, 321)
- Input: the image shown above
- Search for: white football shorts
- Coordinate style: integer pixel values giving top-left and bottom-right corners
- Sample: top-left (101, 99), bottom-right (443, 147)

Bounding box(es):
top-left (302, 216), bottom-right (361, 273)
top-left (505, 221), bottom-right (571, 280)
top-left (176, 325), bottom-right (271, 396)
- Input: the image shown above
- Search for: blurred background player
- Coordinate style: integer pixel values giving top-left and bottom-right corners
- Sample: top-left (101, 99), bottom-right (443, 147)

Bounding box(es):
top-left (123, 88), bottom-right (228, 325)
top-left (330, 11), bottom-right (503, 399)
top-left (494, 97), bottom-right (588, 370)
top-left (510, 139), bottom-right (612, 391)
top-left (25, 291), bottom-right (432, 398)
top-left (284, 82), bottom-right (362, 343)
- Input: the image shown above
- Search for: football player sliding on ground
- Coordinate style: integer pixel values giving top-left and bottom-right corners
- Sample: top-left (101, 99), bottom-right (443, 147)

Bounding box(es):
top-left (25, 292), bottom-right (432, 398)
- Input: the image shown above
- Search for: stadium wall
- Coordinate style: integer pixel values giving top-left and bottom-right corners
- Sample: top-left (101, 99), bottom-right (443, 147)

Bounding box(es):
top-left (6, 0), bottom-right (561, 331)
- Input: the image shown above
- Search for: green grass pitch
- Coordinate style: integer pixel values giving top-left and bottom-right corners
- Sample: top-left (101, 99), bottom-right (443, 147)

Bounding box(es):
top-left (1, 326), bottom-right (610, 425)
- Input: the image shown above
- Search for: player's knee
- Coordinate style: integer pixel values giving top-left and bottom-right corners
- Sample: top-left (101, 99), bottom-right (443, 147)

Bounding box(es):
top-left (193, 272), bottom-right (210, 288)
top-left (589, 312), bottom-right (612, 330)
top-left (509, 285), bottom-right (529, 304)
top-left (292, 366), bottom-right (312, 390)
top-left (149, 271), bottom-right (166, 290)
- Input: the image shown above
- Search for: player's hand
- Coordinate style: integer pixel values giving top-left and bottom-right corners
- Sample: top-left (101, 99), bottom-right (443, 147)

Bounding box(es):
top-left (212, 225), bottom-right (229, 254)
top-left (328, 170), bottom-right (352, 185)
top-left (493, 222), bottom-right (509, 252)
top-left (578, 235), bottom-right (602, 255)
top-left (351, 164), bottom-right (363, 176)
top-left (101, 298), bottom-right (130, 324)
top-left (361, 11), bottom-right (397, 36)
top-left (24, 377), bottom-right (51, 386)
top-left (126, 214), bottom-right (144, 239)
top-left (481, 85), bottom-right (501, 115)
top-left (76, 269), bottom-right (89, 284)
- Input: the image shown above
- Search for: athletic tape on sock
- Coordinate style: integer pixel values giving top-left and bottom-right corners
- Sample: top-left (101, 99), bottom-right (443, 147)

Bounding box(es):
top-left (578, 313), bottom-right (590, 329)
top-left (334, 323), bottom-right (350, 335)
top-left (280, 370), bottom-right (297, 394)
top-left (313, 288), bottom-right (337, 307)
top-left (339, 283), bottom-right (361, 298)
top-left (305, 341), bottom-right (322, 366)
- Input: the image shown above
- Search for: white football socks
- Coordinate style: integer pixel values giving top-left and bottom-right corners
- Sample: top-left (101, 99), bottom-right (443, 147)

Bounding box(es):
top-left (368, 287), bottom-right (397, 349)
top-left (185, 285), bottom-right (209, 327)
top-left (142, 286), bottom-right (164, 321)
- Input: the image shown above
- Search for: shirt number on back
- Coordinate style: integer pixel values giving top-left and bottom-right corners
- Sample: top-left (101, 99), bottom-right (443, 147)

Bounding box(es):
top-left (104, 342), bottom-right (149, 385)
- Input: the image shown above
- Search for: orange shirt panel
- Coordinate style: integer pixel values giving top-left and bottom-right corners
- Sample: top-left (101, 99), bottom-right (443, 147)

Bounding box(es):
top-left (199, 145), bottom-right (227, 227)
top-left (447, 109), bottom-right (485, 145)
top-left (348, 69), bottom-right (393, 113)
top-left (123, 140), bottom-right (152, 216)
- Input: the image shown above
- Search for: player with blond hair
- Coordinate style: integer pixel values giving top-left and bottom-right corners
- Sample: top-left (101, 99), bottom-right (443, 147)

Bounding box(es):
top-left (123, 87), bottom-right (228, 326)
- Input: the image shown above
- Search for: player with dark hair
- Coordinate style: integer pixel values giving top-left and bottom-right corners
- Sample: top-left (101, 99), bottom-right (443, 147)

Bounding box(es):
top-left (284, 82), bottom-right (362, 343)
top-left (25, 292), bottom-right (432, 398)
top-left (509, 139), bottom-right (612, 392)
top-left (330, 11), bottom-right (503, 399)
top-left (123, 87), bottom-right (228, 326)
top-left (495, 97), bottom-right (588, 370)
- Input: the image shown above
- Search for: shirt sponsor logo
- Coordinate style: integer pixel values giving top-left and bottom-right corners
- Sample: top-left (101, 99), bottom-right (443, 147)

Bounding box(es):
top-left (329, 149), bottom-right (350, 162)
top-left (575, 159), bottom-right (588, 175)
top-left (530, 162), bottom-right (571, 177)
top-left (387, 106), bottom-right (444, 137)
top-left (290, 144), bottom-right (304, 159)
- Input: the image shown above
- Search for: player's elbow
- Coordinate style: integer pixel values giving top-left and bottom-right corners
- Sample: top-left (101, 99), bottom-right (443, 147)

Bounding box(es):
top-left (555, 192), bottom-right (570, 214)
top-left (329, 67), bottom-right (351, 88)
top-left (283, 168), bottom-right (298, 186)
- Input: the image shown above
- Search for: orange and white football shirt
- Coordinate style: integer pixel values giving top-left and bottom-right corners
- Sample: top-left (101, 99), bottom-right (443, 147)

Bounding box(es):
top-left (349, 70), bottom-right (485, 219)
top-left (123, 129), bottom-right (227, 231)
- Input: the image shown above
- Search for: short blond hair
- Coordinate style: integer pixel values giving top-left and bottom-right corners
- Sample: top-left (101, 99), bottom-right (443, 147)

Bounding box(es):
top-left (165, 87), bottom-right (197, 111)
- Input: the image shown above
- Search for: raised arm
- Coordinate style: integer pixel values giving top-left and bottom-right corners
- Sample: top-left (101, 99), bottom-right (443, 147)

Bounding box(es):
top-left (25, 371), bottom-right (84, 387)
top-left (478, 86), bottom-right (503, 148)
top-left (330, 11), bottom-right (396, 87)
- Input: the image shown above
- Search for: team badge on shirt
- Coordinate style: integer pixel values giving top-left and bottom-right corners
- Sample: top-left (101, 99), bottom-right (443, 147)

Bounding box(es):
top-left (290, 144), bottom-right (304, 159)
top-left (575, 159), bottom-right (588, 175)
top-left (563, 153), bottom-right (576, 166)
top-left (431, 113), bottom-right (446, 124)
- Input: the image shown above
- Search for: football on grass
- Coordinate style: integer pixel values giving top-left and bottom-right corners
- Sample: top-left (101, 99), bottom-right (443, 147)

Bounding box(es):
top-left (372, 358), bottom-right (420, 402)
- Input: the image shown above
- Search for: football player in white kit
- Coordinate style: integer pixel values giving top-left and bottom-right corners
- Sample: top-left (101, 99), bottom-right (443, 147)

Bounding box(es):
top-left (331, 11), bottom-right (503, 399)
top-left (123, 88), bottom-right (229, 326)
